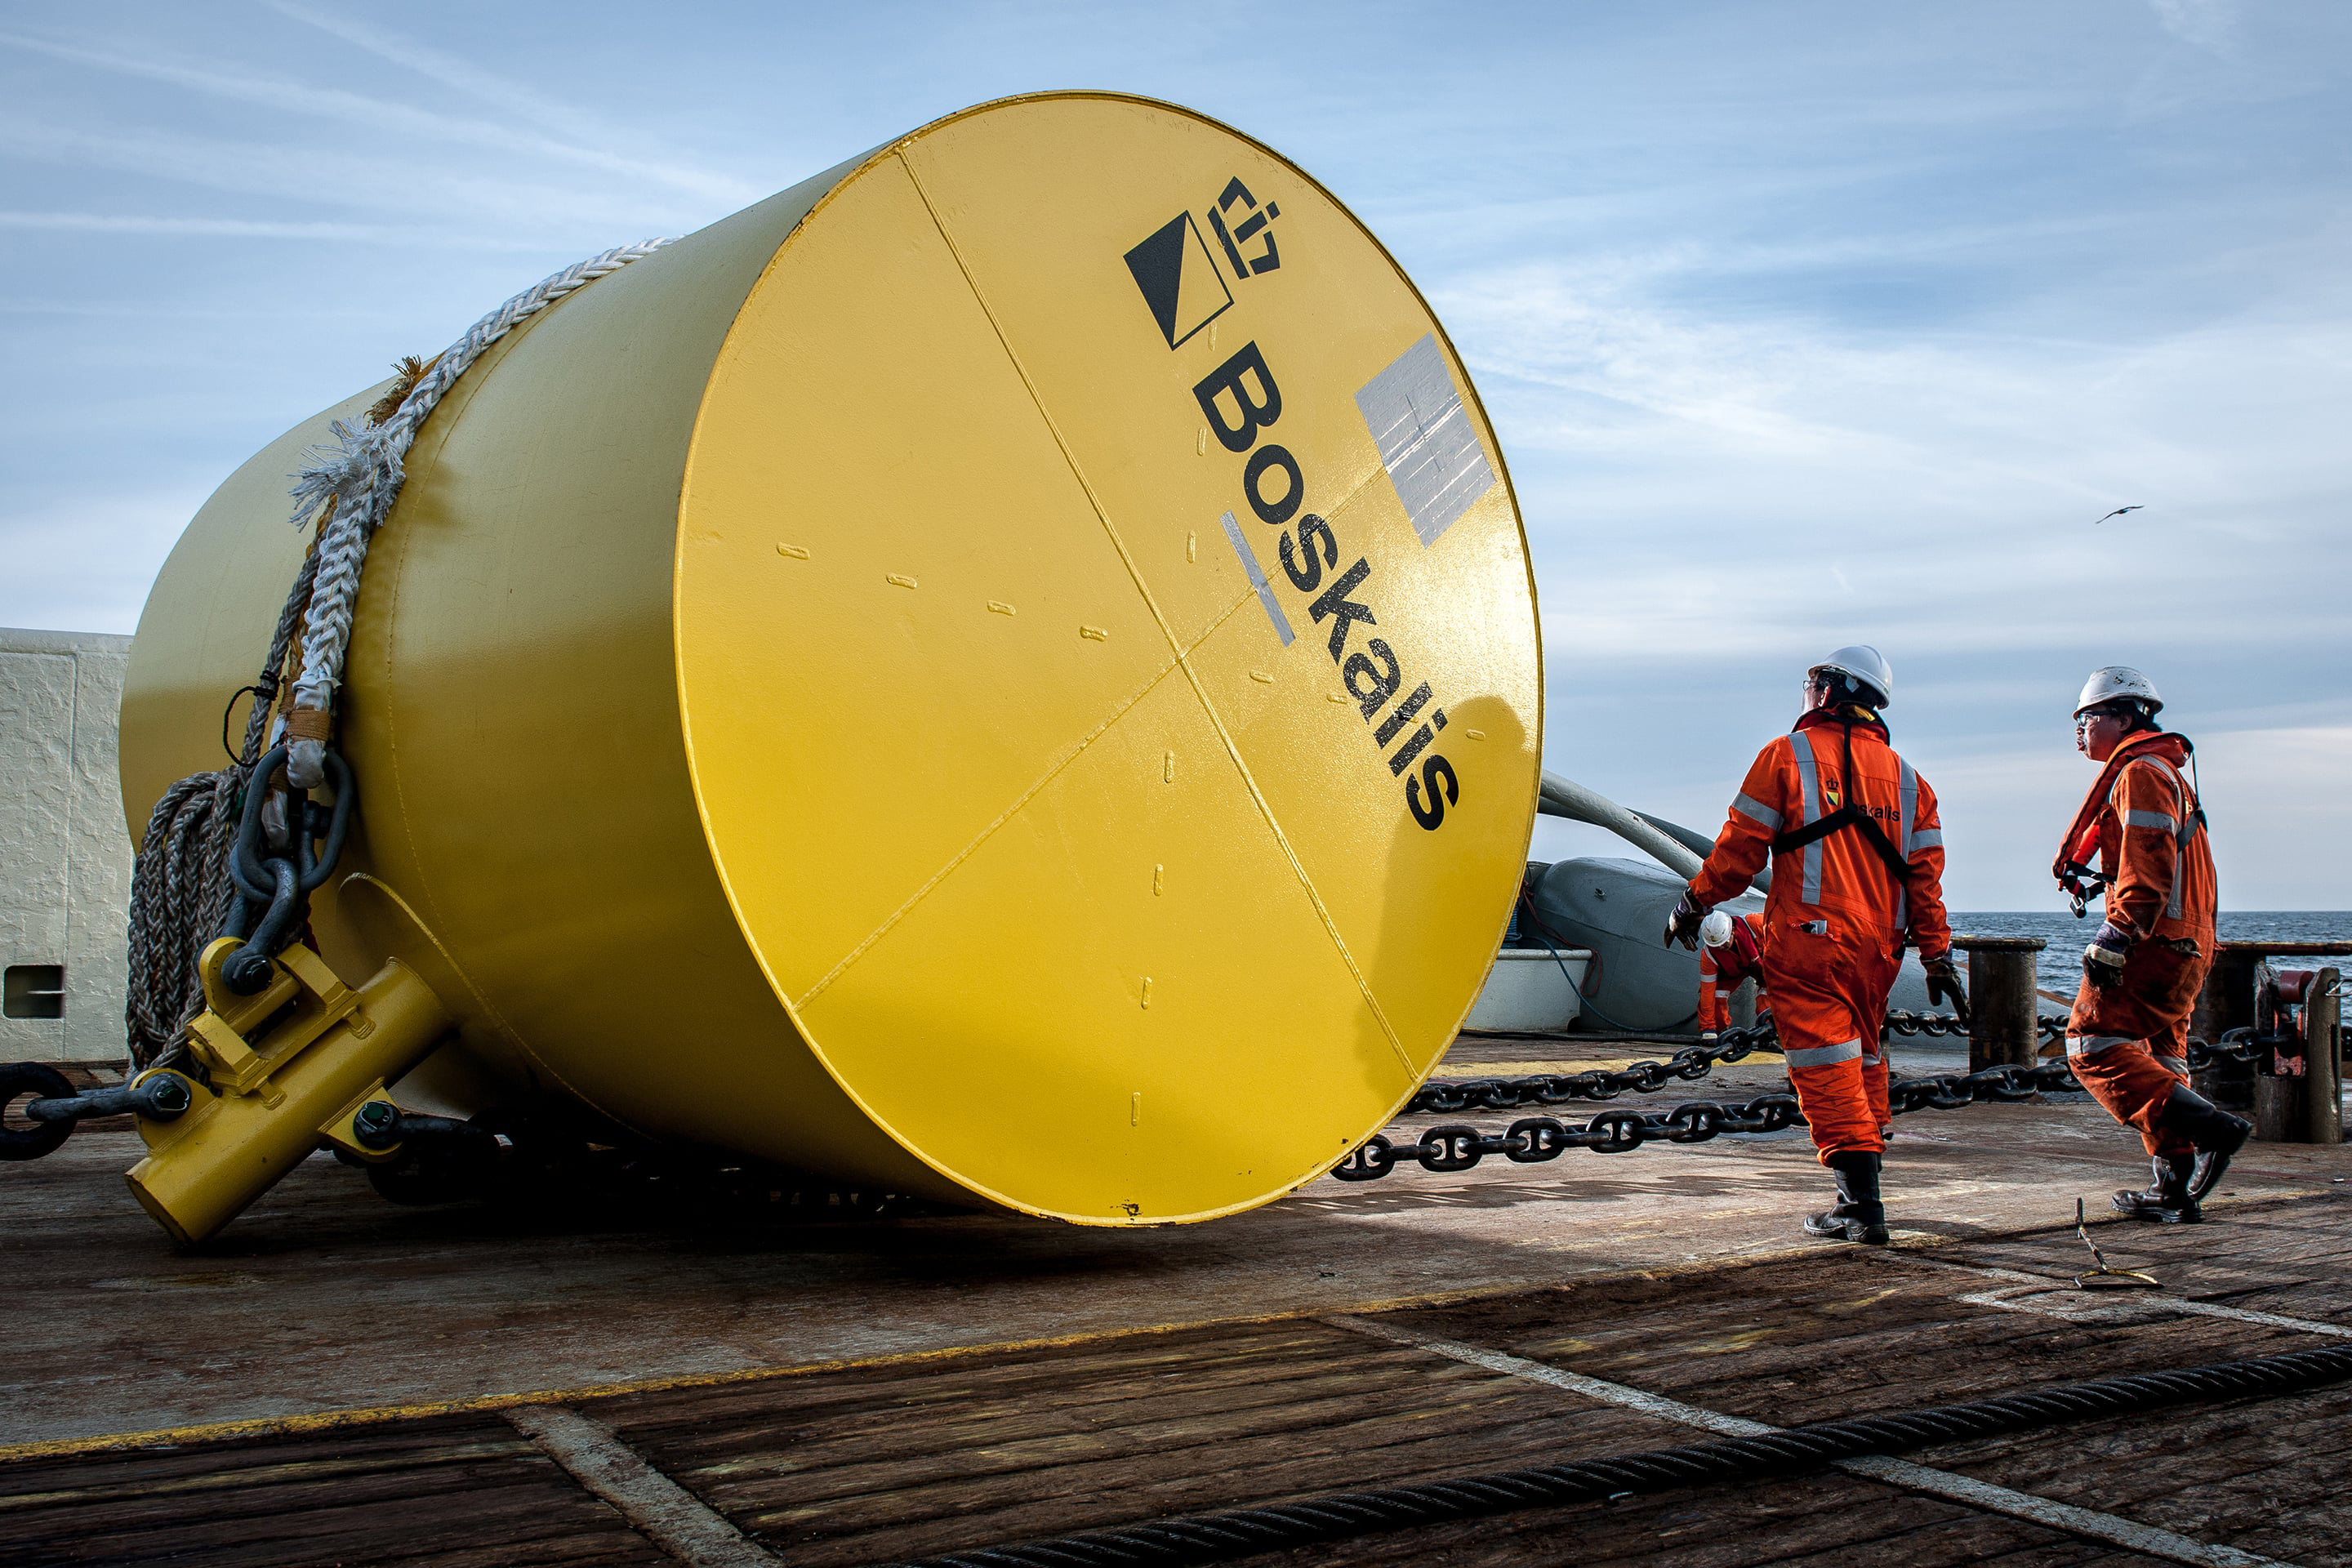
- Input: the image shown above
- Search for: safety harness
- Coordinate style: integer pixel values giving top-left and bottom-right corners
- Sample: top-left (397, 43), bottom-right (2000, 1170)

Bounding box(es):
top-left (2050, 731), bottom-right (2207, 920)
top-left (1768, 712), bottom-right (1918, 889)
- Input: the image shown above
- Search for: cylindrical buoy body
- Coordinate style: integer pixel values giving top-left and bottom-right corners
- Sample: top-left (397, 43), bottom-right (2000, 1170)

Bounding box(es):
top-left (120, 95), bottom-right (1543, 1225)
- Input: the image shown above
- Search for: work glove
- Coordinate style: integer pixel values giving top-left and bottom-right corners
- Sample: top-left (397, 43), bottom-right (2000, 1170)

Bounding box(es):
top-left (2083, 923), bottom-right (2134, 989)
top-left (1922, 953), bottom-right (1970, 1027)
top-left (1663, 889), bottom-right (1708, 951)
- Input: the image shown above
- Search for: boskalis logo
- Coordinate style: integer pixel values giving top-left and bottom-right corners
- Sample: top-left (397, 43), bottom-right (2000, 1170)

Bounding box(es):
top-left (1122, 177), bottom-right (1282, 351)
top-left (1120, 178), bottom-right (1462, 834)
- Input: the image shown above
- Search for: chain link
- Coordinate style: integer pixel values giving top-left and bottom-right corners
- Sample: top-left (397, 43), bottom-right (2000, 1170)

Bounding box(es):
top-left (1407, 1021), bottom-right (1783, 1113)
top-left (1341, 1054), bottom-right (2094, 1183)
top-left (1384, 1010), bottom-right (2261, 1183)
top-left (1334, 1094), bottom-right (1806, 1180)
top-left (1879, 1009), bottom-right (2069, 1043)
top-left (1348, 1008), bottom-right (2145, 1183)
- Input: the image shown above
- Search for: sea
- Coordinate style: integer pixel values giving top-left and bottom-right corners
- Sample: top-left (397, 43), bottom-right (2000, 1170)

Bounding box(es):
top-left (1950, 911), bottom-right (2350, 999)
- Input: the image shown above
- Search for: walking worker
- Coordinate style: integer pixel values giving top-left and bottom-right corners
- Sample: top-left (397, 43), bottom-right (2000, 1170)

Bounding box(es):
top-left (1697, 910), bottom-right (1767, 1040)
top-left (1663, 646), bottom-right (1969, 1245)
top-left (2055, 666), bottom-right (2249, 1223)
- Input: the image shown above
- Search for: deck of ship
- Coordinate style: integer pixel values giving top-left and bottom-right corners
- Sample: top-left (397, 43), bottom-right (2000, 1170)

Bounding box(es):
top-left (3, 1033), bottom-right (2347, 1566)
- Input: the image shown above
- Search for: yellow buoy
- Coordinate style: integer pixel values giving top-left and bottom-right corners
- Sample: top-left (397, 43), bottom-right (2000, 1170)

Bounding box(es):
top-left (120, 92), bottom-right (1542, 1231)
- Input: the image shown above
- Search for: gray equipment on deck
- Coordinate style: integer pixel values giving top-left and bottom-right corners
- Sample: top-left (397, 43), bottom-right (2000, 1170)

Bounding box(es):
top-left (1529, 771), bottom-right (1930, 1032)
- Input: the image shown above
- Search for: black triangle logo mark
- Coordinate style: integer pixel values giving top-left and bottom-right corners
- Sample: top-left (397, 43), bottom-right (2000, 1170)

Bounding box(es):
top-left (1125, 214), bottom-right (1190, 348)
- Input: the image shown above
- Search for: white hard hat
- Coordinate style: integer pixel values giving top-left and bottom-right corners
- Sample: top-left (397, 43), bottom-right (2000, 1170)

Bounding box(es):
top-left (2074, 666), bottom-right (2163, 719)
top-left (1810, 644), bottom-right (1893, 707)
top-left (1699, 911), bottom-right (1736, 948)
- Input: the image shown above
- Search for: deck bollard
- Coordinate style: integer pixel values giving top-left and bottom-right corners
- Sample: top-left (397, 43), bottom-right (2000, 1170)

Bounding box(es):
top-left (2308, 967), bottom-right (2341, 1146)
top-left (2194, 943), bottom-right (2262, 1111)
top-left (1955, 936), bottom-right (2045, 1075)
top-left (2199, 942), bottom-right (2352, 1115)
top-left (2252, 965), bottom-right (2345, 1145)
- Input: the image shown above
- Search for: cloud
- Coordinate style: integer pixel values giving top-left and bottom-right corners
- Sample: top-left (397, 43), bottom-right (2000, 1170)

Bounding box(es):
top-left (0, 116), bottom-right (686, 231)
top-left (260, 2), bottom-right (755, 206)
top-left (0, 209), bottom-right (538, 244)
top-left (2149, 0), bottom-right (2237, 52)
top-left (0, 26), bottom-right (759, 207)
top-left (0, 0), bottom-right (2342, 906)
top-left (1436, 227), bottom-right (2352, 704)
top-left (0, 483), bottom-right (216, 635)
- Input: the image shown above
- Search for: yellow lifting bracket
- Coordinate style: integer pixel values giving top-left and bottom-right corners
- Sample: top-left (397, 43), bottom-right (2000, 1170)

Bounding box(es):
top-left (180, 939), bottom-right (366, 1103)
top-left (127, 939), bottom-right (453, 1246)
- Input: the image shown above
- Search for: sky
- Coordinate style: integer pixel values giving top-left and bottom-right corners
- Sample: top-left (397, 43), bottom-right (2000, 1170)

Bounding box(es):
top-left (2, 0), bottom-right (2345, 908)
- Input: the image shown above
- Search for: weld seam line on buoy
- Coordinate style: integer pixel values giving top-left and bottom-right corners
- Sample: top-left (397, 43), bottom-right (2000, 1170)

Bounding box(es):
top-left (789, 577), bottom-right (1263, 1010)
top-left (891, 145), bottom-right (1412, 1076)
top-left (506, 1404), bottom-right (779, 1567)
top-left (1880, 1250), bottom-right (2352, 1340)
top-left (791, 657), bottom-right (1189, 1008)
top-left (1325, 1315), bottom-right (2296, 1568)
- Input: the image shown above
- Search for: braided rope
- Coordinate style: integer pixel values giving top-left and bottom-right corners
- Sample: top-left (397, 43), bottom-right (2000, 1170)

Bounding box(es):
top-left (118, 242), bottom-right (667, 1062)
top-left (280, 238), bottom-right (671, 786)
top-left (906, 1342), bottom-right (2352, 1567)
top-left (122, 547), bottom-right (317, 1067)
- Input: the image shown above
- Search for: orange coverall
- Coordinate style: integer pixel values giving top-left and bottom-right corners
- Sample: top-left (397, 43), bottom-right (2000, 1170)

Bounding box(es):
top-left (2060, 733), bottom-right (2217, 1158)
top-left (1691, 710), bottom-right (1954, 1161)
top-left (1699, 912), bottom-right (1768, 1034)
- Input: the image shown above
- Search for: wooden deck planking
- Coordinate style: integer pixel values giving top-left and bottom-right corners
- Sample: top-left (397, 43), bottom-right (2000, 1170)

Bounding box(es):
top-left (1215, 1472), bottom-right (2185, 1568)
top-left (0, 1414), bottom-right (666, 1567)
top-left (598, 1321), bottom-right (1701, 1563)
top-left (2, 1192), bottom-right (2345, 1566)
top-left (1378, 1249), bottom-right (2319, 1426)
top-left (1909, 1388), bottom-right (2352, 1568)
top-left (1928, 1198), bottom-right (2352, 1333)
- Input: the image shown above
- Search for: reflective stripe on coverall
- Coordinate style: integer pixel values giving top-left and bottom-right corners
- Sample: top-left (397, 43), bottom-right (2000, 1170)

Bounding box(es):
top-left (2062, 733), bottom-right (2217, 1158)
top-left (1699, 912), bottom-right (1768, 1034)
top-left (1691, 710), bottom-right (1954, 1162)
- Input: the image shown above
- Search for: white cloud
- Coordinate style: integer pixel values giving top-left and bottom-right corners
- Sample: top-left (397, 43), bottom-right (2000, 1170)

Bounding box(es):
top-left (0, 0), bottom-right (2342, 907)
top-left (2149, 0), bottom-right (2237, 52)
top-left (0, 483), bottom-right (216, 635)
top-left (0, 27), bottom-right (759, 207)
top-left (0, 209), bottom-right (537, 244)
top-left (0, 115), bottom-right (698, 231)
top-left (260, 2), bottom-right (755, 206)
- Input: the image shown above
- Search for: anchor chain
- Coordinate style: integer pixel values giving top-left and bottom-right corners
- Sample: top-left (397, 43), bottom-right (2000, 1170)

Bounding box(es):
top-left (1348, 1036), bottom-right (2100, 1183)
top-left (1414, 1009), bottom-right (2278, 1117)
top-left (1416, 1011), bottom-right (2066, 1113)
top-left (1881, 1009), bottom-right (2069, 1042)
top-left (1406, 1021), bottom-right (1782, 1113)
top-left (1334, 1095), bottom-right (1806, 1179)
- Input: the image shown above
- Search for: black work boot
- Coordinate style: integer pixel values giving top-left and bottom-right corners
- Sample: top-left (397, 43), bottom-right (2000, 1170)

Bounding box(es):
top-left (1802, 1151), bottom-right (1890, 1245)
top-left (2159, 1085), bottom-right (2253, 1207)
top-left (2112, 1154), bottom-right (2198, 1223)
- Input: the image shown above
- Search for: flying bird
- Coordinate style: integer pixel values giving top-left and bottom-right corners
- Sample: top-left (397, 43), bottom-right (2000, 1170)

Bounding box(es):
top-left (2094, 506), bottom-right (2144, 524)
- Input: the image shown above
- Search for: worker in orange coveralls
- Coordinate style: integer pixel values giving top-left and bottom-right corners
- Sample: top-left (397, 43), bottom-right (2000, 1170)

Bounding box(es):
top-left (2055, 666), bottom-right (2248, 1224)
top-left (1664, 647), bottom-right (1969, 1246)
top-left (1697, 911), bottom-right (1768, 1040)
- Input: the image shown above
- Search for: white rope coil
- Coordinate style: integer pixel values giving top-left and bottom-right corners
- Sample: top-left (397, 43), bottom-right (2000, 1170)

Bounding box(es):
top-left (281, 238), bottom-right (672, 786)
